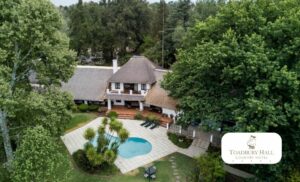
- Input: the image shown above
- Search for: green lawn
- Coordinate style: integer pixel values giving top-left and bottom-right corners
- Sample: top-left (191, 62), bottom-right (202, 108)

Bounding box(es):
top-left (59, 142), bottom-right (197, 182)
top-left (65, 112), bottom-right (98, 132)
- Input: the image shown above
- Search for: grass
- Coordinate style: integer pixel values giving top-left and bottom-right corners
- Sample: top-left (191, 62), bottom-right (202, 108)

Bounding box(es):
top-left (167, 132), bottom-right (193, 148)
top-left (59, 141), bottom-right (197, 182)
top-left (65, 112), bottom-right (98, 132)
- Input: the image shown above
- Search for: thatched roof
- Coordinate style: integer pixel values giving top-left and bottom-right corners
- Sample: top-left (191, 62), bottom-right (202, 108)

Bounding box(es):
top-left (61, 66), bottom-right (113, 101)
top-left (108, 56), bottom-right (157, 84)
top-left (145, 69), bottom-right (177, 110)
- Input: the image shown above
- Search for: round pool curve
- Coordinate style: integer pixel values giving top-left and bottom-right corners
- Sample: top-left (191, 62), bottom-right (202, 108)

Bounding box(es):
top-left (118, 137), bottom-right (152, 158)
top-left (91, 134), bottom-right (152, 159)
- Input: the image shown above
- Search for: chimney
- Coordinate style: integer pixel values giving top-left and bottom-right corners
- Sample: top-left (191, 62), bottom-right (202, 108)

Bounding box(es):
top-left (113, 59), bottom-right (118, 74)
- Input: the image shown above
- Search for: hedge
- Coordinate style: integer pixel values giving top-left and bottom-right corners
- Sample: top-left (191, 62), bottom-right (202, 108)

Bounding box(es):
top-left (78, 104), bottom-right (89, 112)
top-left (88, 104), bottom-right (99, 111)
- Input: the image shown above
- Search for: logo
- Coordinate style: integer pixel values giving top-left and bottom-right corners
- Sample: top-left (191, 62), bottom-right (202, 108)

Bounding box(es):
top-left (221, 133), bottom-right (282, 164)
top-left (247, 135), bottom-right (256, 149)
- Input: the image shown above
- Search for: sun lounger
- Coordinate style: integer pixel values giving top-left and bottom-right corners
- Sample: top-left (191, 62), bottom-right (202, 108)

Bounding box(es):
top-left (140, 121), bottom-right (148, 126)
top-left (150, 123), bottom-right (159, 129)
top-left (144, 122), bottom-right (153, 127)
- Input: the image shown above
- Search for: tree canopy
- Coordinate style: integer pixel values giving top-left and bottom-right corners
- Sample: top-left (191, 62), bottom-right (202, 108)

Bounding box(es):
top-left (0, 0), bottom-right (75, 164)
top-left (11, 126), bottom-right (69, 182)
top-left (162, 0), bottom-right (300, 180)
top-left (64, 0), bottom-right (223, 67)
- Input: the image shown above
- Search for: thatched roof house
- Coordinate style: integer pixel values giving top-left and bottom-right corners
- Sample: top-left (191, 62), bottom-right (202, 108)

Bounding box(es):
top-left (62, 56), bottom-right (178, 117)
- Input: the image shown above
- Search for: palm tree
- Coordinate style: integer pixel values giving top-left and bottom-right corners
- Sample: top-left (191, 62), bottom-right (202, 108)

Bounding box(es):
top-left (104, 150), bottom-right (117, 165)
top-left (84, 128), bottom-right (95, 141)
top-left (118, 128), bottom-right (129, 143)
top-left (82, 117), bottom-right (130, 168)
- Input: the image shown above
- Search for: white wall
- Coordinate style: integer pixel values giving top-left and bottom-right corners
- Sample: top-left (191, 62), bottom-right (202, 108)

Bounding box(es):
top-left (120, 83), bottom-right (124, 91)
top-left (162, 108), bottom-right (177, 118)
top-left (134, 84), bottom-right (138, 91)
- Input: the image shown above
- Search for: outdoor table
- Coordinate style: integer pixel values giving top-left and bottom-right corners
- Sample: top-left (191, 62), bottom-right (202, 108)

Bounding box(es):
top-left (144, 166), bottom-right (156, 181)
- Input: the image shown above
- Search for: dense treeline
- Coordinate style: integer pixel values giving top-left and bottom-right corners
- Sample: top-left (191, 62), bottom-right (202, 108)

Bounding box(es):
top-left (62, 0), bottom-right (225, 67)
top-left (163, 0), bottom-right (300, 180)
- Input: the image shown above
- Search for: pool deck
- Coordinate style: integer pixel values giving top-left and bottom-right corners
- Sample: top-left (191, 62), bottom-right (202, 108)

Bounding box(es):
top-left (61, 117), bottom-right (206, 174)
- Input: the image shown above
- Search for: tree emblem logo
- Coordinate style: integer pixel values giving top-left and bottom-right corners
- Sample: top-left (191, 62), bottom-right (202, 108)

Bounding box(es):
top-left (247, 135), bottom-right (256, 149)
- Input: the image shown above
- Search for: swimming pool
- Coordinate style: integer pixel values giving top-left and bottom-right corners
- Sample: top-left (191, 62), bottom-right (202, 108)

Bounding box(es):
top-left (91, 134), bottom-right (152, 159)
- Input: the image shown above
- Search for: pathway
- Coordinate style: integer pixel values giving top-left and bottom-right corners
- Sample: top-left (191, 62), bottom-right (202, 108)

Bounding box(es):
top-left (168, 155), bottom-right (181, 182)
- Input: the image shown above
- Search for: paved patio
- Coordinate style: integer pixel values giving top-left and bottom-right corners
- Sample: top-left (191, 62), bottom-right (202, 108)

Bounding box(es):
top-left (61, 117), bottom-right (206, 173)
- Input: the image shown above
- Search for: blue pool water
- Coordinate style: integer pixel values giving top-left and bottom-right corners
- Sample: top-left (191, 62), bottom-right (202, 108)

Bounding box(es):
top-left (91, 134), bottom-right (152, 159)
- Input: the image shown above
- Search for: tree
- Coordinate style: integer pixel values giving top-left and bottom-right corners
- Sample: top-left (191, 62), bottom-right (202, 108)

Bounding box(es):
top-left (288, 170), bottom-right (300, 182)
top-left (190, 0), bottom-right (224, 23)
top-left (11, 89), bottom-right (73, 137)
top-left (195, 153), bottom-right (225, 182)
top-left (0, 0), bottom-right (75, 165)
top-left (67, 0), bottom-right (150, 64)
top-left (11, 126), bottom-right (69, 182)
top-left (76, 117), bottom-right (129, 171)
top-left (162, 0), bottom-right (300, 180)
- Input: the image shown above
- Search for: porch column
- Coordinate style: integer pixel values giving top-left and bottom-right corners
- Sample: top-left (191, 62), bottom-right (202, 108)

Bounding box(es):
top-left (108, 99), bottom-right (112, 110)
top-left (139, 101), bottom-right (144, 111)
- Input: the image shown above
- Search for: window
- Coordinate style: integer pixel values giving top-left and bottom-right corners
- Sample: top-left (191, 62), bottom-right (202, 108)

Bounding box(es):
top-left (141, 84), bottom-right (146, 90)
top-left (115, 100), bottom-right (122, 103)
top-left (115, 83), bottom-right (120, 89)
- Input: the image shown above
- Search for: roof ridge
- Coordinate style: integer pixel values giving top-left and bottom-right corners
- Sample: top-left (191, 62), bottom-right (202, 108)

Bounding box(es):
top-left (77, 65), bottom-right (114, 69)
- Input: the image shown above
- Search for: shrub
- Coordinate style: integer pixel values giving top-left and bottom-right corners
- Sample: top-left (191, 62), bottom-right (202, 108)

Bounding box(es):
top-left (84, 128), bottom-right (95, 141)
top-left (71, 105), bottom-right (78, 112)
top-left (167, 132), bottom-right (193, 148)
top-left (107, 111), bottom-right (118, 119)
top-left (196, 153), bottom-right (225, 182)
top-left (146, 114), bottom-right (159, 122)
top-left (88, 104), bottom-right (99, 111)
top-left (134, 112), bottom-right (144, 120)
top-left (78, 104), bottom-right (89, 112)
top-left (72, 149), bottom-right (95, 172)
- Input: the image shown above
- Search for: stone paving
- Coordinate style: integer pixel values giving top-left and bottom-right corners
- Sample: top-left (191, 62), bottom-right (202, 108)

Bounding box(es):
top-left (61, 117), bottom-right (207, 174)
top-left (169, 156), bottom-right (181, 182)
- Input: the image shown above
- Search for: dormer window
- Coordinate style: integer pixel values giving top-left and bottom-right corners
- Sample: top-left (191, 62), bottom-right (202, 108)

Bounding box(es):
top-left (115, 83), bottom-right (120, 89)
top-left (141, 84), bottom-right (146, 90)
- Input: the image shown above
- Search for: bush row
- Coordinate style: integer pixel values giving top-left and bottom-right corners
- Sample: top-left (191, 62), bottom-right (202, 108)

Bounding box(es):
top-left (72, 104), bottom-right (100, 112)
top-left (134, 112), bottom-right (160, 123)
